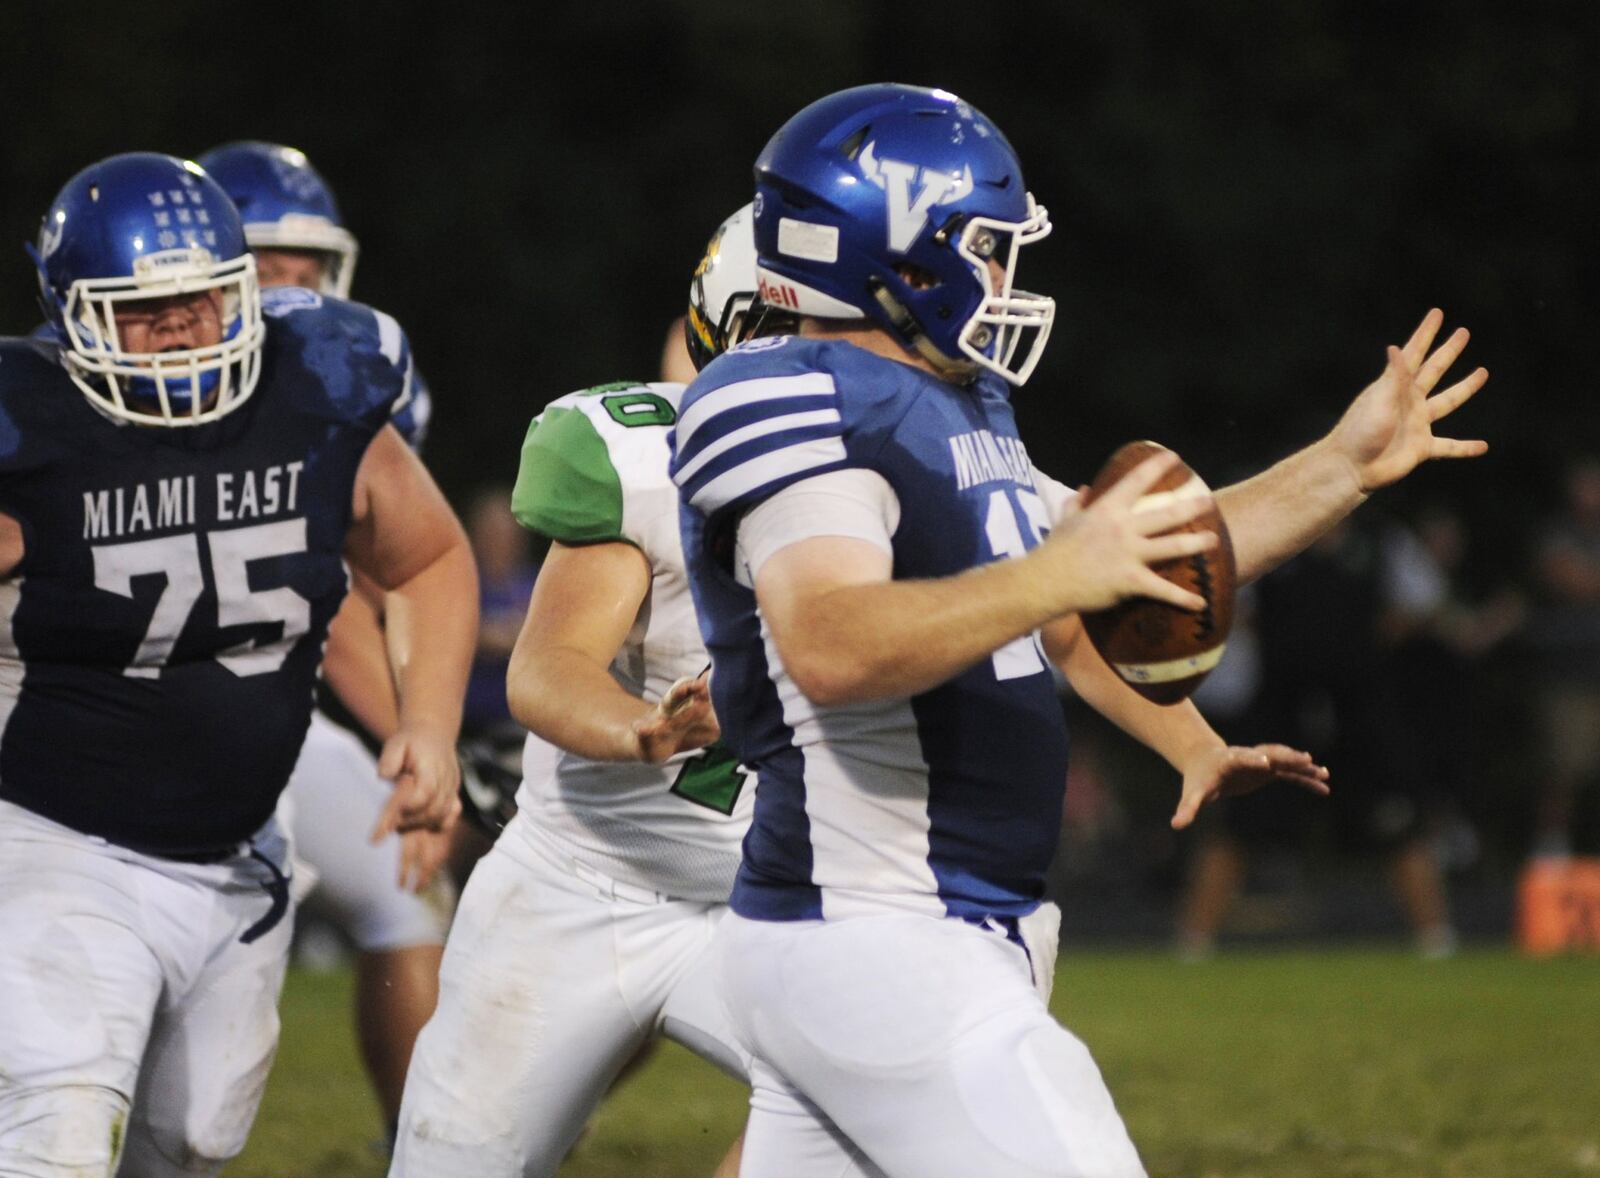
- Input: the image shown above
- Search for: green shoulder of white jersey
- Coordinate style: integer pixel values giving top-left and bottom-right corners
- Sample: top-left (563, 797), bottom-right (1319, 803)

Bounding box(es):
top-left (510, 381), bottom-right (682, 545)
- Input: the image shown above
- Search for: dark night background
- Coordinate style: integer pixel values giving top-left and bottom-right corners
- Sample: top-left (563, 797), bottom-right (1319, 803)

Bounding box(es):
top-left (1, 1), bottom-right (1595, 909)
top-left (2, 2), bottom-right (1591, 519)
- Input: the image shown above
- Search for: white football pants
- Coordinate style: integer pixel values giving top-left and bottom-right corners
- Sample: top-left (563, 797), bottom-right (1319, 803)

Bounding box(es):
top-left (717, 911), bottom-right (1145, 1178)
top-left (280, 711), bottom-right (453, 951)
top-left (389, 813), bottom-right (749, 1177)
top-left (0, 799), bottom-right (293, 1178)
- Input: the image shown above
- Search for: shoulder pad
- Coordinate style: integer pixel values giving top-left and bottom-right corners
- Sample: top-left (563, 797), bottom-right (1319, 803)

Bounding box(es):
top-left (0, 337), bottom-right (78, 469)
top-left (510, 381), bottom-right (683, 544)
top-left (261, 295), bottom-right (412, 427)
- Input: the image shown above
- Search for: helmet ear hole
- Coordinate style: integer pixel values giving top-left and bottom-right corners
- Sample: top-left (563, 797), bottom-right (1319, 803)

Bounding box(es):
top-left (894, 262), bottom-right (940, 291)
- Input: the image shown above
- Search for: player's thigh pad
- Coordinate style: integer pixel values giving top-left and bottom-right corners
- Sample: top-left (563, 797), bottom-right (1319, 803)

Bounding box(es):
top-left (118, 885), bottom-right (293, 1176)
top-left (741, 1057), bottom-right (888, 1178)
top-left (391, 838), bottom-right (654, 1176)
top-left (717, 913), bottom-right (1145, 1178)
top-left (656, 903), bottom-right (751, 1082)
top-left (0, 808), bottom-right (163, 1173)
top-left (284, 714), bottom-right (453, 951)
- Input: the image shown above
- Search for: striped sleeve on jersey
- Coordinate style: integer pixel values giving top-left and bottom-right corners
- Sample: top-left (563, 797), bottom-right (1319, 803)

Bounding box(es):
top-left (510, 406), bottom-right (625, 543)
top-left (670, 372), bottom-right (847, 514)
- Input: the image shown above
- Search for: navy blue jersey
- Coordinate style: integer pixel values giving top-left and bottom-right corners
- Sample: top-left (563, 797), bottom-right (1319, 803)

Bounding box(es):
top-left (0, 286), bottom-right (409, 854)
top-left (393, 366), bottom-right (432, 452)
top-left (671, 336), bottom-right (1067, 924)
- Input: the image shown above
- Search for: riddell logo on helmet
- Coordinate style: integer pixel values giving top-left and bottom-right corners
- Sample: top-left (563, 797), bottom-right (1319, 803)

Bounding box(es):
top-left (758, 276), bottom-right (801, 310)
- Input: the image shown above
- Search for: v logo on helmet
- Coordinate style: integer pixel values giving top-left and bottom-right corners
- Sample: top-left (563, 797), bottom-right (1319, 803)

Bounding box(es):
top-left (858, 140), bottom-right (974, 254)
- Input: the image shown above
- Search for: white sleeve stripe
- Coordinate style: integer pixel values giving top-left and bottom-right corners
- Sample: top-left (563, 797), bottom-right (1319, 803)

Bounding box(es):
top-left (675, 372), bottom-right (837, 450)
top-left (674, 408), bottom-right (843, 485)
top-left (372, 309), bottom-right (404, 367)
top-left (688, 437), bottom-right (849, 511)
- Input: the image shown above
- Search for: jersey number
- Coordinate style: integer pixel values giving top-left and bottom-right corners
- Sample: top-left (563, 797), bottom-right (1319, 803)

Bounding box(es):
top-left (602, 391), bottom-right (676, 428)
top-left (984, 488), bottom-right (1052, 680)
top-left (669, 741), bottom-right (747, 815)
top-left (91, 520), bottom-right (311, 679)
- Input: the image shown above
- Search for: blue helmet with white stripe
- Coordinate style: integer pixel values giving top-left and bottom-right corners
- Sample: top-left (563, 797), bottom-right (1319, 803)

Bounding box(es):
top-left (30, 152), bottom-right (264, 426)
top-left (197, 141), bottom-right (359, 297)
top-left (753, 84), bottom-right (1054, 385)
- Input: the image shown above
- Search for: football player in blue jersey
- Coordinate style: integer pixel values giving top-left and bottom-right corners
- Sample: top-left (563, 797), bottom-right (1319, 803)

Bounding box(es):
top-left (198, 139), bottom-right (451, 1143)
top-left (0, 152), bottom-right (476, 1177)
top-left (671, 84), bottom-right (1489, 1176)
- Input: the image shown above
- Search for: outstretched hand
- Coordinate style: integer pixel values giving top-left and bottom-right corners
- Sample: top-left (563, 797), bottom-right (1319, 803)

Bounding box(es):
top-left (1328, 308), bottom-right (1489, 494)
top-left (1170, 743), bottom-right (1330, 830)
top-left (631, 671), bottom-right (720, 764)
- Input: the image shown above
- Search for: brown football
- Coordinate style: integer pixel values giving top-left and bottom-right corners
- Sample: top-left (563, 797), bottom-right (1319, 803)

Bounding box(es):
top-left (1079, 441), bottom-right (1236, 705)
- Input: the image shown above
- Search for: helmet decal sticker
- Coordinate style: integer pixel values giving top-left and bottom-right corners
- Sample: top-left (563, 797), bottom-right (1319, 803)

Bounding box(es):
top-left (858, 140), bottom-right (974, 253)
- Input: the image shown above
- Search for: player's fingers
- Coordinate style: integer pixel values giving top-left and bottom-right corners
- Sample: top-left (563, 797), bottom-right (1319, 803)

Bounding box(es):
top-left (1414, 326), bottom-right (1469, 392)
top-left (1253, 743), bottom-right (1316, 766)
top-left (1276, 763), bottom-right (1330, 784)
top-left (1130, 492), bottom-right (1214, 536)
top-left (397, 833), bottom-right (419, 892)
top-left (1135, 570), bottom-right (1207, 612)
top-left (420, 771), bottom-right (459, 827)
top-left (669, 683), bottom-right (711, 719)
top-left (1231, 748), bottom-right (1272, 770)
top-left (1170, 788), bottom-right (1206, 830)
top-left (1101, 451), bottom-right (1181, 509)
top-left (369, 787), bottom-right (405, 844)
top-left (1427, 368), bottom-right (1488, 421)
top-left (660, 676), bottom-right (700, 715)
top-left (1280, 770), bottom-right (1333, 796)
top-left (377, 735), bottom-right (408, 782)
top-left (1399, 308), bottom-right (1444, 370)
top-left (1381, 345), bottom-right (1407, 385)
top-left (1430, 437), bottom-right (1490, 460)
top-left (1139, 530), bottom-right (1217, 564)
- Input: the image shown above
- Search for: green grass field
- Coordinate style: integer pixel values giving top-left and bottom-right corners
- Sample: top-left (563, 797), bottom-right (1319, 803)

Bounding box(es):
top-left (235, 949), bottom-right (1599, 1177)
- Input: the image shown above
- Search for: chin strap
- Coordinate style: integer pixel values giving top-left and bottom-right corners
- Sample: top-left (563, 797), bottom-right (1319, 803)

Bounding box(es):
top-left (869, 282), bottom-right (978, 383)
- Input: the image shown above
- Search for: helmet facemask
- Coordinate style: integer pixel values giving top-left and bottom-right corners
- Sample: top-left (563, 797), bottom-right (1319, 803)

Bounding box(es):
top-left (244, 215), bottom-right (358, 297)
top-left (58, 249), bottom-right (265, 427)
top-left (951, 194), bottom-right (1055, 384)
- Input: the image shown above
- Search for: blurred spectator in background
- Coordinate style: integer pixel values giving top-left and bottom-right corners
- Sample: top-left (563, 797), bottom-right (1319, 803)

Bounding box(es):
top-left (1527, 457), bottom-right (1600, 857)
top-left (463, 485), bottom-right (538, 738)
top-left (1176, 518), bottom-right (1465, 958)
top-left (1387, 505), bottom-right (1525, 867)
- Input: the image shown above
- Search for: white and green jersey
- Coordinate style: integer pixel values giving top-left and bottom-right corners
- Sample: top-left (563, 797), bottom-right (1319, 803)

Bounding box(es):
top-left (509, 381), bottom-right (752, 902)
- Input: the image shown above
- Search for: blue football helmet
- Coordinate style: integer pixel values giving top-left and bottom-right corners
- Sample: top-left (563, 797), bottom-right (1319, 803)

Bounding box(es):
top-left (197, 141), bottom-right (358, 297)
top-left (753, 84), bottom-right (1055, 385)
top-left (31, 152), bottom-right (264, 426)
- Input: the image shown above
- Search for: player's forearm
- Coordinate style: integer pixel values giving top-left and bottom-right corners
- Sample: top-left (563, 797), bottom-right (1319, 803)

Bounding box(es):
top-left (385, 541), bottom-right (478, 742)
top-left (507, 647), bottom-right (655, 762)
top-left (1056, 622), bottom-right (1224, 771)
top-left (774, 555), bottom-right (1063, 706)
top-left (322, 591), bottom-right (403, 742)
top-left (1216, 435), bottom-right (1367, 584)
